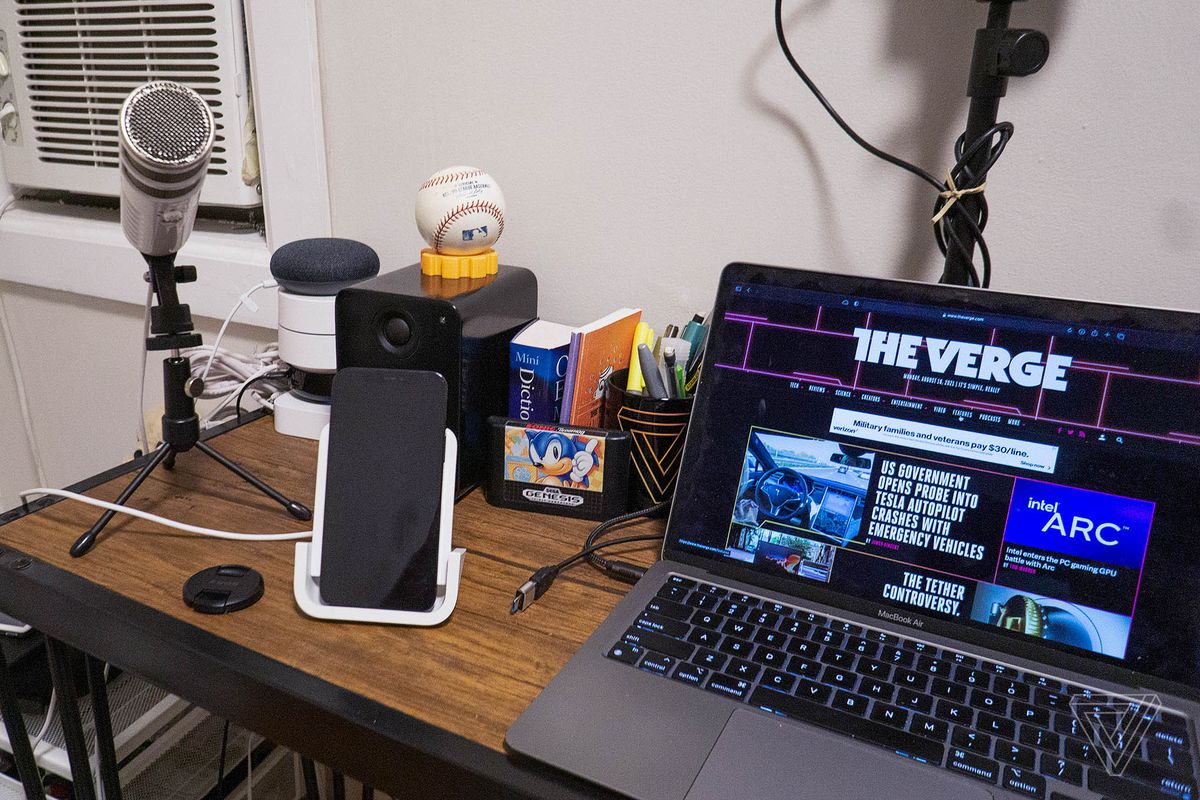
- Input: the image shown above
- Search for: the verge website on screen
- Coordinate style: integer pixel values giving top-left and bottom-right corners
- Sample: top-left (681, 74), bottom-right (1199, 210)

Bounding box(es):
top-left (671, 277), bottom-right (1200, 684)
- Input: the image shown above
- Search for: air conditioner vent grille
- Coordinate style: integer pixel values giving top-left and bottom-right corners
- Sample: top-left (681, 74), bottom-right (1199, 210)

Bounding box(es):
top-left (14, 0), bottom-right (229, 175)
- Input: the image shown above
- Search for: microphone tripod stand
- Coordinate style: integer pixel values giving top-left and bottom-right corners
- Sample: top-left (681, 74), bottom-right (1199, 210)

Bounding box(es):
top-left (70, 254), bottom-right (312, 558)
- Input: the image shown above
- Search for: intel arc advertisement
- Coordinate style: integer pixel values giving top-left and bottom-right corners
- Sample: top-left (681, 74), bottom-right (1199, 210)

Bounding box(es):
top-left (670, 270), bottom-right (1200, 681)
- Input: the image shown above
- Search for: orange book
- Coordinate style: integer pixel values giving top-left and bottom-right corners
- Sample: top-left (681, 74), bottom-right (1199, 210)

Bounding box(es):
top-left (560, 308), bottom-right (642, 427)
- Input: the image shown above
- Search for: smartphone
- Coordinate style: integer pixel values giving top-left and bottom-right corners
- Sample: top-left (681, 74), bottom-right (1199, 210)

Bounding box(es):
top-left (319, 368), bottom-right (448, 612)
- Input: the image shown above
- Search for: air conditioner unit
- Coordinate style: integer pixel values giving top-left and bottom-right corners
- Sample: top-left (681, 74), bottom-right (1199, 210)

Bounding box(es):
top-left (0, 0), bottom-right (261, 208)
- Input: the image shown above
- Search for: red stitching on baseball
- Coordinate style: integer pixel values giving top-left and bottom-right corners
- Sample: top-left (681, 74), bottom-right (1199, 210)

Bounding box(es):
top-left (419, 169), bottom-right (485, 191)
top-left (433, 200), bottom-right (505, 252)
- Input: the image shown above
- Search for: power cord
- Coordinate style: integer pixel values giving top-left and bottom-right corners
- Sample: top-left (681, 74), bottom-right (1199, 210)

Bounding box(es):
top-left (774, 0), bottom-right (1012, 288)
top-left (235, 369), bottom-right (290, 424)
top-left (510, 501), bottom-right (669, 614)
top-left (137, 282), bottom-right (153, 455)
top-left (0, 192), bottom-right (50, 489)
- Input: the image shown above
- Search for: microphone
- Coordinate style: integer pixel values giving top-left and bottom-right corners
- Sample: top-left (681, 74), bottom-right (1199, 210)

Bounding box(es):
top-left (118, 81), bottom-right (215, 257)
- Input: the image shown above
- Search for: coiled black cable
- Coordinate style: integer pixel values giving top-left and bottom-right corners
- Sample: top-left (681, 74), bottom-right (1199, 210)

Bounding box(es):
top-left (775, 0), bottom-right (1012, 287)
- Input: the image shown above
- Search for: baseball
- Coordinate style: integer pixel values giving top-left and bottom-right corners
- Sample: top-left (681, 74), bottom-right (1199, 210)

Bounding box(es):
top-left (414, 166), bottom-right (506, 255)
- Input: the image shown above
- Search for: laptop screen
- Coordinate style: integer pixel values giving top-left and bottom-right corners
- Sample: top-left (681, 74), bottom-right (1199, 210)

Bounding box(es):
top-left (667, 264), bottom-right (1200, 688)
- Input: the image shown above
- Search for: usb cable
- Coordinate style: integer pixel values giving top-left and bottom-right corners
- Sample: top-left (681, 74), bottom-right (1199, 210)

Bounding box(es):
top-left (510, 501), bottom-right (669, 613)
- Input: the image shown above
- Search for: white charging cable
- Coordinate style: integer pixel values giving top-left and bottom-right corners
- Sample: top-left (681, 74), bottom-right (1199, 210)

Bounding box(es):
top-left (176, 279), bottom-right (286, 428)
top-left (19, 489), bottom-right (311, 542)
top-left (245, 729), bottom-right (254, 800)
top-left (0, 192), bottom-right (50, 489)
top-left (199, 280), bottom-right (277, 385)
top-left (29, 688), bottom-right (58, 760)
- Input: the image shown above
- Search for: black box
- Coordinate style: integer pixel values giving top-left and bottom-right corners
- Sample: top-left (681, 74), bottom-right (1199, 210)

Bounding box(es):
top-left (484, 416), bottom-right (631, 520)
top-left (336, 264), bottom-right (537, 489)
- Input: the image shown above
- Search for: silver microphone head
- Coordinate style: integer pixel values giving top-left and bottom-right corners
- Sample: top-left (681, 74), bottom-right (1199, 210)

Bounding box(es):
top-left (118, 81), bottom-right (215, 257)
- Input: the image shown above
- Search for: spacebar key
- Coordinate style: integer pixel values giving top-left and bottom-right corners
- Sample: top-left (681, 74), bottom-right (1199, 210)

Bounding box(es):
top-left (748, 686), bottom-right (944, 764)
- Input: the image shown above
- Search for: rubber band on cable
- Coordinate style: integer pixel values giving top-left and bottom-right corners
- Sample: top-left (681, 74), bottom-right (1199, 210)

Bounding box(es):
top-left (932, 172), bottom-right (987, 225)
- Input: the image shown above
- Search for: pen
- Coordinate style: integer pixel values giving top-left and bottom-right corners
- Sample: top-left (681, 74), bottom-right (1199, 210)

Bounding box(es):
top-left (681, 316), bottom-right (705, 358)
top-left (638, 343), bottom-right (669, 400)
top-left (664, 347), bottom-right (678, 399)
top-left (685, 334), bottom-right (706, 391)
top-left (685, 323), bottom-right (708, 373)
top-left (673, 364), bottom-right (686, 398)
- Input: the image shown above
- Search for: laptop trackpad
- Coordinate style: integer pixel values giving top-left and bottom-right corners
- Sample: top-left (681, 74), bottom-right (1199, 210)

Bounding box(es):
top-left (685, 709), bottom-right (994, 800)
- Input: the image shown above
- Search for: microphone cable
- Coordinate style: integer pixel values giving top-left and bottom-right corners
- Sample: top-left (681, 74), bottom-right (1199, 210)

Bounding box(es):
top-left (774, 0), bottom-right (1013, 288)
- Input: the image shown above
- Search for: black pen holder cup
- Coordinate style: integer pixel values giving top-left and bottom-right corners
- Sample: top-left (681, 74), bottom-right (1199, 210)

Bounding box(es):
top-left (602, 369), bottom-right (695, 510)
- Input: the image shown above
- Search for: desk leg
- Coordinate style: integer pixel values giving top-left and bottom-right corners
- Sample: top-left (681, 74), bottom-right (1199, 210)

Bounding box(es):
top-left (301, 757), bottom-right (321, 800)
top-left (44, 639), bottom-right (97, 800)
top-left (331, 771), bottom-right (345, 800)
top-left (0, 644), bottom-right (47, 800)
top-left (84, 656), bottom-right (123, 800)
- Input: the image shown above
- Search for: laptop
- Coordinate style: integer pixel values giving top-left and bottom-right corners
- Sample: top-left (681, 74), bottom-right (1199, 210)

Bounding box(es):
top-left (507, 263), bottom-right (1200, 800)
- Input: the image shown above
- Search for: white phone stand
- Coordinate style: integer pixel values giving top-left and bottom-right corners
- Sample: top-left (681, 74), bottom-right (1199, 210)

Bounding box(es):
top-left (293, 424), bottom-right (465, 626)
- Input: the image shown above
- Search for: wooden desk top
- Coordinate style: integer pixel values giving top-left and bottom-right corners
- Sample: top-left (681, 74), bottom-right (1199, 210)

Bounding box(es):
top-left (0, 417), bottom-right (661, 797)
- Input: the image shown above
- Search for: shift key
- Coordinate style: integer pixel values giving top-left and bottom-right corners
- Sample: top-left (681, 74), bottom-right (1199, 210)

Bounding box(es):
top-left (747, 686), bottom-right (944, 764)
top-left (621, 628), bottom-right (695, 660)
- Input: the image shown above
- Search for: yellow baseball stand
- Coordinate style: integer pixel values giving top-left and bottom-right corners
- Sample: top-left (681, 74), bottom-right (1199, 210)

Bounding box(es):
top-left (420, 248), bottom-right (498, 279)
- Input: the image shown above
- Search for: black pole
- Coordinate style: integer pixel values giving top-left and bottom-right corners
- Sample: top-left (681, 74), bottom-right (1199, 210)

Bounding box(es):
top-left (45, 639), bottom-right (97, 800)
top-left (0, 643), bottom-right (47, 800)
top-left (941, 0), bottom-right (1048, 286)
top-left (85, 656), bottom-right (123, 800)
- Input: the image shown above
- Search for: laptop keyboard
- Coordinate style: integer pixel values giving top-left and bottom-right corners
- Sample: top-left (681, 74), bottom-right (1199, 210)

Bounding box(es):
top-left (606, 574), bottom-right (1196, 800)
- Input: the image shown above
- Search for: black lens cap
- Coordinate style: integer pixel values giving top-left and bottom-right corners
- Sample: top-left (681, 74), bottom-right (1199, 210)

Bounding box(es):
top-left (183, 565), bottom-right (264, 614)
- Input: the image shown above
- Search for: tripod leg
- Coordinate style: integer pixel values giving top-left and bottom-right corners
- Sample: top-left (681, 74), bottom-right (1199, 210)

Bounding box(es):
top-left (195, 441), bottom-right (312, 520)
top-left (70, 443), bottom-right (174, 558)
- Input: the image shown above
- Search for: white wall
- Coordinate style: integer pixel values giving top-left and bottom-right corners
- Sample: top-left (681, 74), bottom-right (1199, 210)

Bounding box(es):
top-left (0, 280), bottom-right (270, 509)
top-left (314, 1), bottom-right (1199, 328)
top-left (2, 2), bottom-right (1198, 504)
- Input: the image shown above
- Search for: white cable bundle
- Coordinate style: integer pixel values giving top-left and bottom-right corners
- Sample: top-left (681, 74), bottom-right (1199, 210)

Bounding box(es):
top-left (169, 279), bottom-right (287, 428)
top-left (190, 344), bottom-right (282, 398)
top-left (188, 344), bottom-right (288, 426)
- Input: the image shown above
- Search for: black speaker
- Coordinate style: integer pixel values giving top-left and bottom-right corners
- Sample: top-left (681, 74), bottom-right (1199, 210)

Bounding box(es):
top-left (335, 263), bottom-right (537, 489)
